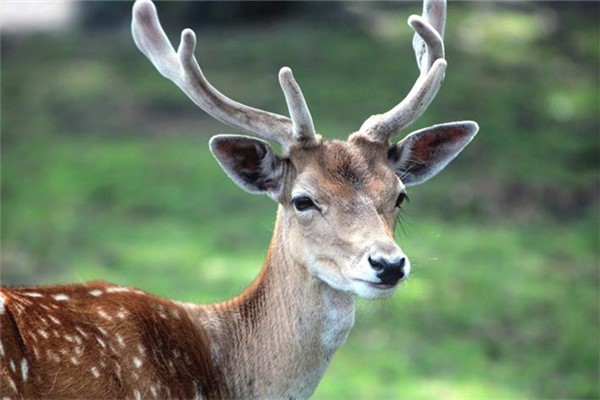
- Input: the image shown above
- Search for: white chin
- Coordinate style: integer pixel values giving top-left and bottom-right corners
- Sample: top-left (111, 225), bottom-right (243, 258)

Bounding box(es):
top-left (352, 280), bottom-right (399, 299)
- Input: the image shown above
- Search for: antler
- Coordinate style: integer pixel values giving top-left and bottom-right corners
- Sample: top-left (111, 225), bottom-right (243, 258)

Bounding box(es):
top-left (358, 0), bottom-right (447, 143)
top-left (131, 0), bottom-right (317, 148)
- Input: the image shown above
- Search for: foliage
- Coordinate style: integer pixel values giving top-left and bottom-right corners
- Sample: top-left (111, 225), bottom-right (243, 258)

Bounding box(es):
top-left (2, 2), bottom-right (598, 398)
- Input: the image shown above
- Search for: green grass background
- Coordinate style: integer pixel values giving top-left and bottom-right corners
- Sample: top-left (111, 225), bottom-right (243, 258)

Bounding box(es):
top-left (2, 2), bottom-right (598, 399)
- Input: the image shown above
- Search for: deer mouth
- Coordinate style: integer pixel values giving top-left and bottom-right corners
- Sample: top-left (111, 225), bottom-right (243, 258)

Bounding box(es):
top-left (355, 279), bottom-right (398, 291)
top-left (350, 278), bottom-right (401, 299)
top-left (369, 282), bottom-right (398, 291)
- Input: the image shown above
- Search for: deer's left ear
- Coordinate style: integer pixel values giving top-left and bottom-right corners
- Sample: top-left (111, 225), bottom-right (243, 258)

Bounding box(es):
top-left (209, 135), bottom-right (286, 200)
top-left (388, 121), bottom-right (478, 186)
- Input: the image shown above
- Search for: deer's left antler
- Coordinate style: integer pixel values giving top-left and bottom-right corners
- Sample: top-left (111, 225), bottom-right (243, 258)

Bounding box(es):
top-left (357, 0), bottom-right (448, 143)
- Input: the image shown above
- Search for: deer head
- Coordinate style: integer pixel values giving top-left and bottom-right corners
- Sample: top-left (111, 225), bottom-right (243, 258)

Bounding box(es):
top-left (132, 0), bottom-right (478, 300)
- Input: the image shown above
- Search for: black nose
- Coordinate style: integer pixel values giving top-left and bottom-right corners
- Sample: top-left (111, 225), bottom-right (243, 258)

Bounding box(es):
top-left (368, 256), bottom-right (406, 285)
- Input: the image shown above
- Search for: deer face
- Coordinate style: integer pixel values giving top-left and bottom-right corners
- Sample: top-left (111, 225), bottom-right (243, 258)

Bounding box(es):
top-left (282, 139), bottom-right (408, 299)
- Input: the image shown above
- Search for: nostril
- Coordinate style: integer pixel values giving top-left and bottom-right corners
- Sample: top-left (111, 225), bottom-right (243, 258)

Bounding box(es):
top-left (368, 256), bottom-right (384, 272)
top-left (396, 263), bottom-right (406, 280)
top-left (396, 257), bottom-right (406, 270)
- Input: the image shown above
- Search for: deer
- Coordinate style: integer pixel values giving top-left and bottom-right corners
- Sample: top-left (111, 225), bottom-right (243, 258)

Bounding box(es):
top-left (0, 0), bottom-right (478, 398)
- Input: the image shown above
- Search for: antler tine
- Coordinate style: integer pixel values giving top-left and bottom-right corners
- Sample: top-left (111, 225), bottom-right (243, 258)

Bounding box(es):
top-left (279, 67), bottom-right (318, 146)
top-left (132, 0), bottom-right (297, 146)
top-left (414, 0), bottom-right (446, 74)
top-left (358, 0), bottom-right (447, 143)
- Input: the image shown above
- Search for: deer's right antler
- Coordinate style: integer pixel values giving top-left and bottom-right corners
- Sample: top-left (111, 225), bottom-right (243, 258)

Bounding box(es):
top-left (132, 0), bottom-right (318, 148)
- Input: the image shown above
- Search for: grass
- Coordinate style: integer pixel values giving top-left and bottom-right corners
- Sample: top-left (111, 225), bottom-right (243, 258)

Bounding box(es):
top-left (2, 2), bottom-right (598, 398)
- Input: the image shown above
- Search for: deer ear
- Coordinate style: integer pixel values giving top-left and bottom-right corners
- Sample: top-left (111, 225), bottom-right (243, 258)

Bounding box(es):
top-left (388, 121), bottom-right (478, 186)
top-left (209, 135), bottom-right (286, 199)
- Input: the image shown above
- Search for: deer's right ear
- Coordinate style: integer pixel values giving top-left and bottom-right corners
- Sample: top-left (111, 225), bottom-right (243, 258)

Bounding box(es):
top-left (209, 135), bottom-right (286, 199)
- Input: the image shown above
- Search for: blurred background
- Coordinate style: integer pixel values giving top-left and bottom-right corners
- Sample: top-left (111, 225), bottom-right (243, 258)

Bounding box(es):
top-left (2, 1), bottom-right (598, 398)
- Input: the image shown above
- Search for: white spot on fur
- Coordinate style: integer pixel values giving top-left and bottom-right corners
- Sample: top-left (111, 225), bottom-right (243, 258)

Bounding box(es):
top-left (10, 360), bottom-right (16, 372)
top-left (70, 356), bottom-right (80, 365)
top-left (52, 294), bottom-right (69, 301)
top-left (96, 337), bottom-right (107, 349)
top-left (89, 289), bottom-right (103, 297)
top-left (150, 385), bottom-right (158, 398)
top-left (157, 305), bottom-right (168, 319)
top-left (117, 308), bottom-right (129, 319)
top-left (98, 327), bottom-right (108, 336)
top-left (22, 292), bottom-right (43, 298)
top-left (6, 375), bottom-right (17, 392)
top-left (38, 329), bottom-right (49, 339)
top-left (106, 287), bottom-right (131, 294)
top-left (0, 340), bottom-right (4, 357)
top-left (21, 359), bottom-right (28, 381)
top-left (75, 326), bottom-right (88, 338)
top-left (134, 389), bottom-right (142, 400)
top-left (48, 315), bottom-right (61, 325)
top-left (47, 350), bottom-right (60, 363)
top-left (137, 344), bottom-right (145, 355)
top-left (0, 293), bottom-right (5, 315)
top-left (116, 333), bottom-right (126, 348)
top-left (91, 366), bottom-right (100, 378)
top-left (97, 309), bottom-right (112, 320)
top-left (133, 357), bottom-right (143, 368)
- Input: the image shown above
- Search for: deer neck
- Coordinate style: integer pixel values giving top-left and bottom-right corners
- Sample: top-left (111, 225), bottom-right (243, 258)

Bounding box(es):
top-left (185, 206), bottom-right (356, 398)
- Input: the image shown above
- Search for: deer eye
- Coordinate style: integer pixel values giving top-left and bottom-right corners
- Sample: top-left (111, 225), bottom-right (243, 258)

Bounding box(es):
top-left (395, 192), bottom-right (409, 208)
top-left (292, 196), bottom-right (318, 212)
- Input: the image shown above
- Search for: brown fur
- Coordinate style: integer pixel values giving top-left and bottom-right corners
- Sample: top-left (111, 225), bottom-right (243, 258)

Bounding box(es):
top-left (0, 282), bottom-right (226, 399)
